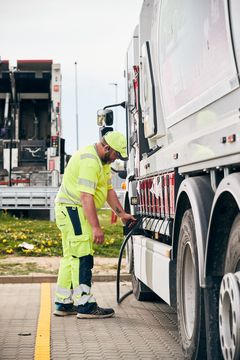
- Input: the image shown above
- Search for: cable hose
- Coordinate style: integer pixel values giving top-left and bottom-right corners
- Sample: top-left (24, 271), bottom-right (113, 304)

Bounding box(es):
top-left (116, 217), bottom-right (143, 304)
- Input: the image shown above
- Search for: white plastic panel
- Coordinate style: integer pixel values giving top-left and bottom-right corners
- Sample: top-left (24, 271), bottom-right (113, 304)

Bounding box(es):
top-left (126, 25), bottom-right (140, 178)
top-left (133, 235), bottom-right (171, 304)
top-left (229, 0), bottom-right (240, 72)
top-left (159, 0), bottom-right (239, 127)
top-left (51, 63), bottom-right (61, 137)
top-left (3, 148), bottom-right (18, 172)
top-left (140, 42), bottom-right (156, 138)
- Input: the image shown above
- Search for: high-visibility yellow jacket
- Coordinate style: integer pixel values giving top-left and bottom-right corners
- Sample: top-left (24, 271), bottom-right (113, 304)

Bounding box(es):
top-left (55, 144), bottom-right (113, 208)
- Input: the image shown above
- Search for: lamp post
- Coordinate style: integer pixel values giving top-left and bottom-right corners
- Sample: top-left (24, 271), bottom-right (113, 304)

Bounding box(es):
top-left (74, 61), bottom-right (79, 150)
top-left (109, 82), bottom-right (118, 130)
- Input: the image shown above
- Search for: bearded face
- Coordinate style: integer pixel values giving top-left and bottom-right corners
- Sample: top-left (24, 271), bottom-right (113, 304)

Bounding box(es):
top-left (101, 146), bottom-right (118, 164)
top-left (101, 151), bottom-right (112, 164)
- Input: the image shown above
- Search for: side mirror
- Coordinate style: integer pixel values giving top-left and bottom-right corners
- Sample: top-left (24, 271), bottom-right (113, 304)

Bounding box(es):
top-left (97, 109), bottom-right (113, 126)
top-left (100, 126), bottom-right (113, 137)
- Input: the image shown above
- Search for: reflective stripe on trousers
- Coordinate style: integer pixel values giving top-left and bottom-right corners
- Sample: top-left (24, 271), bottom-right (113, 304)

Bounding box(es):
top-left (55, 254), bottom-right (96, 305)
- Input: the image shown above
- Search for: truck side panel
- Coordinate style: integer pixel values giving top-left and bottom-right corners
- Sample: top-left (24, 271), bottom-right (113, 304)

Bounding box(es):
top-left (125, 1), bottom-right (240, 359)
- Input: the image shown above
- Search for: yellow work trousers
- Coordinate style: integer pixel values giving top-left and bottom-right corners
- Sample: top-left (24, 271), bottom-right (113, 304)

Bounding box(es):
top-left (54, 204), bottom-right (95, 305)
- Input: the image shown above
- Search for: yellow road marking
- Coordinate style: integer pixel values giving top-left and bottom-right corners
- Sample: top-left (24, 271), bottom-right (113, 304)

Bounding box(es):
top-left (34, 283), bottom-right (51, 360)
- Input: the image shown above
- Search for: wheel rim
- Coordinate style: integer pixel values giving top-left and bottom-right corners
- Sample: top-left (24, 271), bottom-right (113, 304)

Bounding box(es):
top-left (181, 241), bottom-right (196, 339)
top-left (219, 272), bottom-right (240, 360)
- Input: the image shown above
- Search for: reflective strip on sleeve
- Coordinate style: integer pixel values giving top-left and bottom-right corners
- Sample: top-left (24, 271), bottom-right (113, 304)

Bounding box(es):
top-left (80, 153), bottom-right (98, 161)
top-left (107, 179), bottom-right (112, 185)
top-left (79, 153), bottom-right (101, 171)
top-left (78, 178), bottom-right (97, 190)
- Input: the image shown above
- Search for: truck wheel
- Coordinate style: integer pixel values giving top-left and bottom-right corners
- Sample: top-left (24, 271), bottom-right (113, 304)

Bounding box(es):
top-left (177, 209), bottom-right (206, 359)
top-left (224, 214), bottom-right (240, 274)
top-left (219, 214), bottom-right (240, 360)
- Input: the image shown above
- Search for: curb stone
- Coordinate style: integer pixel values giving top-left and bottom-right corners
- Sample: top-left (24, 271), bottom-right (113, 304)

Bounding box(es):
top-left (0, 274), bottom-right (131, 284)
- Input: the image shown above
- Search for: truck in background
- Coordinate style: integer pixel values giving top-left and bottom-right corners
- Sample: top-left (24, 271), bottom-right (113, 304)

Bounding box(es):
top-left (98, 1), bottom-right (240, 359)
top-left (0, 60), bottom-right (65, 219)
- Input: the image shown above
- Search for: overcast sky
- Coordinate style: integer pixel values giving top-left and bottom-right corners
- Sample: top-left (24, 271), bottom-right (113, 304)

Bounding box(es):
top-left (1, 0), bottom-right (142, 154)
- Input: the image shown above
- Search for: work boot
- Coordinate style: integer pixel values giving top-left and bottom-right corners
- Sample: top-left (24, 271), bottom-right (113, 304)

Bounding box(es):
top-left (53, 303), bottom-right (77, 316)
top-left (77, 302), bottom-right (115, 319)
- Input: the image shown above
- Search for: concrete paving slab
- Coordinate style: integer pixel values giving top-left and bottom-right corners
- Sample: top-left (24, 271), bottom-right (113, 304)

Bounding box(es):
top-left (0, 284), bottom-right (40, 360)
top-left (0, 282), bottom-right (184, 359)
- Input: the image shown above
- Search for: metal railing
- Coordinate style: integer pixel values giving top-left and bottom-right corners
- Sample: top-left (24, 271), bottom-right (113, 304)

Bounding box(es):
top-left (0, 187), bottom-right (125, 221)
top-left (0, 187), bottom-right (58, 221)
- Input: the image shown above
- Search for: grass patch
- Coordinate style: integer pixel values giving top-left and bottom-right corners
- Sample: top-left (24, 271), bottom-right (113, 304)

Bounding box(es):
top-left (0, 210), bottom-right (124, 257)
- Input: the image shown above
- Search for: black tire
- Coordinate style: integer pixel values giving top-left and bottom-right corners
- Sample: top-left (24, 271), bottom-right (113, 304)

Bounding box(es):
top-left (125, 237), bottom-right (134, 274)
top-left (224, 213), bottom-right (240, 273)
top-left (177, 209), bottom-right (206, 359)
top-left (131, 247), bottom-right (158, 301)
top-left (132, 272), bottom-right (158, 301)
top-left (217, 213), bottom-right (240, 359)
top-left (204, 214), bottom-right (240, 360)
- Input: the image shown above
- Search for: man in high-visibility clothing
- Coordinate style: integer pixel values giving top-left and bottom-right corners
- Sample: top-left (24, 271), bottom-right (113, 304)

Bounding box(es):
top-left (54, 131), bottom-right (135, 319)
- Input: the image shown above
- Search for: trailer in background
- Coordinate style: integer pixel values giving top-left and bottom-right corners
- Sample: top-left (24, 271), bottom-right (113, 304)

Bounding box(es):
top-left (0, 60), bottom-right (65, 219)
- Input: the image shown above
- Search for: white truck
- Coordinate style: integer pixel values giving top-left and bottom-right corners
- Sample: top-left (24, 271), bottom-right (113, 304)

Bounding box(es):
top-left (0, 60), bottom-right (64, 218)
top-left (98, 1), bottom-right (240, 359)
